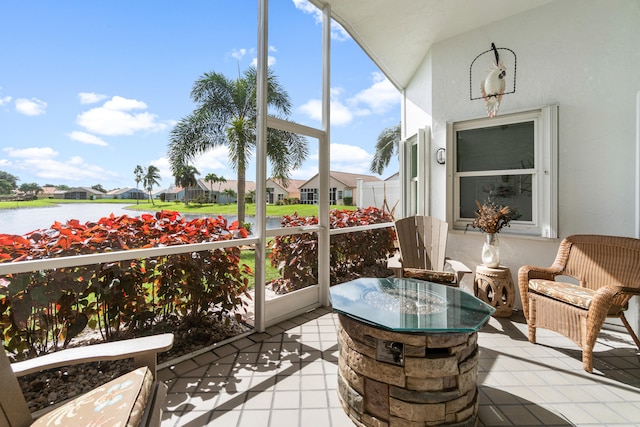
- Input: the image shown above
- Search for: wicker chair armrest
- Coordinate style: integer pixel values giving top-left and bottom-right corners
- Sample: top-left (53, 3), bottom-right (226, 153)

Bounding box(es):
top-left (518, 264), bottom-right (562, 321)
top-left (518, 265), bottom-right (561, 282)
top-left (594, 285), bottom-right (640, 300)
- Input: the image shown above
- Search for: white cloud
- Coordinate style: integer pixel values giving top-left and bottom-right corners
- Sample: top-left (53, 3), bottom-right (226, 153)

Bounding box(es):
top-left (78, 92), bottom-right (108, 104)
top-left (294, 143), bottom-right (373, 178)
top-left (67, 131), bottom-right (108, 147)
top-left (0, 87), bottom-right (11, 107)
top-left (299, 74), bottom-right (399, 126)
top-left (329, 143), bottom-right (372, 174)
top-left (68, 156), bottom-right (85, 166)
top-left (350, 72), bottom-right (400, 114)
top-left (4, 146), bottom-right (58, 159)
top-left (231, 48), bottom-right (247, 60)
top-left (191, 146), bottom-right (230, 175)
top-left (15, 98), bottom-right (47, 116)
top-left (237, 46), bottom-right (276, 68)
top-left (330, 143), bottom-right (372, 163)
top-left (2, 146), bottom-right (117, 182)
top-left (299, 95), bottom-right (356, 126)
top-left (145, 156), bottom-right (171, 188)
top-left (36, 160), bottom-right (116, 182)
top-left (251, 56), bottom-right (276, 67)
top-left (103, 96), bottom-right (147, 111)
top-left (76, 96), bottom-right (167, 136)
top-left (149, 146), bottom-right (232, 188)
top-left (291, 165), bottom-right (318, 180)
top-left (292, 0), bottom-right (350, 41)
top-left (298, 99), bottom-right (322, 121)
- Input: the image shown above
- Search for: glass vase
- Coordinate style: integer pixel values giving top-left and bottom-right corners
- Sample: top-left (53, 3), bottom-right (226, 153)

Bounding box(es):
top-left (482, 233), bottom-right (500, 268)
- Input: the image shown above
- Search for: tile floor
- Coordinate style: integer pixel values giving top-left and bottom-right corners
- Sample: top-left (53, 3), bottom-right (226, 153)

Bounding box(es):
top-left (159, 307), bottom-right (640, 426)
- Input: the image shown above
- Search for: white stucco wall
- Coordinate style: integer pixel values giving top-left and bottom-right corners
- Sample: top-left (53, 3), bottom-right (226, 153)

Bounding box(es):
top-left (403, 0), bottom-right (640, 318)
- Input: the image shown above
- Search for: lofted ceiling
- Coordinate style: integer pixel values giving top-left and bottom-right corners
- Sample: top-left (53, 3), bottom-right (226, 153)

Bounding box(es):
top-left (308, 0), bottom-right (553, 90)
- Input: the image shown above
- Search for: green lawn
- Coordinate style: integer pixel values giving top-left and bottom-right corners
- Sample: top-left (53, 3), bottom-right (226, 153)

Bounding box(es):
top-left (125, 201), bottom-right (355, 217)
top-left (0, 198), bottom-right (140, 209)
top-left (239, 248), bottom-right (280, 289)
top-left (0, 198), bottom-right (356, 217)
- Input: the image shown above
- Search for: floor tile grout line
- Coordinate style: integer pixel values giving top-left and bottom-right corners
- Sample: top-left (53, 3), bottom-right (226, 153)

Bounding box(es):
top-left (162, 309), bottom-right (640, 426)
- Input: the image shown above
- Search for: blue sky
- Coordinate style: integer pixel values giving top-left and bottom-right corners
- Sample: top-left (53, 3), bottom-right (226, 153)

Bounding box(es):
top-left (0, 0), bottom-right (400, 192)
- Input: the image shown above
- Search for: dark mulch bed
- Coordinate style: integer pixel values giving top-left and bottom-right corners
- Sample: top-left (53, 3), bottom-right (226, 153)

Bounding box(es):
top-left (18, 314), bottom-right (249, 413)
top-left (17, 262), bottom-right (393, 413)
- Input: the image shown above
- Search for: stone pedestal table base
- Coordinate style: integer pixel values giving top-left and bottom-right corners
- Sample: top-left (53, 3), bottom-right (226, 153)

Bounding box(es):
top-left (337, 313), bottom-right (479, 427)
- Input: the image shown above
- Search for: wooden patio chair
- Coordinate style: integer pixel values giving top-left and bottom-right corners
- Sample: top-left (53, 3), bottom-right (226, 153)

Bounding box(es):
top-left (518, 235), bottom-right (640, 373)
top-left (1, 333), bottom-right (174, 427)
top-left (387, 216), bottom-right (471, 286)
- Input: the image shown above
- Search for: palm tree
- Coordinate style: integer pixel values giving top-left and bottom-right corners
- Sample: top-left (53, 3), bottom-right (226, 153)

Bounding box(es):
top-left (246, 189), bottom-right (256, 204)
top-left (143, 165), bottom-right (161, 206)
top-left (174, 164), bottom-right (200, 205)
top-left (214, 175), bottom-right (227, 204)
top-left (222, 188), bottom-right (237, 205)
top-left (134, 165), bottom-right (144, 205)
top-left (370, 123), bottom-right (401, 175)
top-left (204, 172), bottom-right (225, 203)
top-left (204, 173), bottom-right (216, 202)
top-left (215, 175), bottom-right (226, 192)
top-left (168, 66), bottom-right (308, 224)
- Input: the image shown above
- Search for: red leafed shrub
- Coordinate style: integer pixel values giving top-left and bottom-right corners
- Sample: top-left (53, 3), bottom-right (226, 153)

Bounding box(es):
top-left (268, 207), bottom-right (395, 293)
top-left (0, 211), bottom-right (251, 357)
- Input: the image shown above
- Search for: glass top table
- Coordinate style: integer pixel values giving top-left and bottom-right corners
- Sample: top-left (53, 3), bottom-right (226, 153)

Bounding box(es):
top-left (330, 277), bottom-right (495, 333)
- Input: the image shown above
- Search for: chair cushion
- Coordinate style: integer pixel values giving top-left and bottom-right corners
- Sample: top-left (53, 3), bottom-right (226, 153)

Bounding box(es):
top-left (403, 268), bottom-right (456, 283)
top-left (529, 279), bottom-right (625, 314)
top-left (529, 280), bottom-right (594, 309)
top-left (32, 366), bottom-right (153, 427)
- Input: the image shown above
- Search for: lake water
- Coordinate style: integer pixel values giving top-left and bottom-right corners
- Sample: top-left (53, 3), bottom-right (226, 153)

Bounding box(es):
top-left (0, 203), bottom-right (283, 235)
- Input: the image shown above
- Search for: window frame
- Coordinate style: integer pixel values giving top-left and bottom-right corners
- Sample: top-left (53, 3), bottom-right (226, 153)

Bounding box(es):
top-left (446, 105), bottom-right (558, 238)
top-left (300, 188), bottom-right (318, 205)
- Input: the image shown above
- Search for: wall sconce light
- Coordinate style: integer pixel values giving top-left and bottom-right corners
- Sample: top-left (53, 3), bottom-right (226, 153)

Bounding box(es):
top-left (436, 148), bottom-right (446, 165)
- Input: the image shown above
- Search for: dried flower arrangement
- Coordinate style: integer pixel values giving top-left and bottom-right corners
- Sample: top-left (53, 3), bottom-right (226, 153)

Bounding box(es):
top-left (468, 200), bottom-right (515, 234)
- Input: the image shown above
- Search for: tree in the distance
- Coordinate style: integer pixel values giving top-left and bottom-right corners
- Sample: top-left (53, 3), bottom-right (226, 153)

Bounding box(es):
top-left (222, 188), bottom-right (237, 205)
top-left (0, 171), bottom-right (19, 195)
top-left (174, 164), bottom-right (200, 205)
top-left (91, 184), bottom-right (107, 193)
top-left (204, 173), bottom-right (226, 203)
top-left (168, 66), bottom-right (308, 224)
top-left (370, 123), bottom-right (401, 175)
top-left (143, 165), bottom-right (161, 206)
top-left (134, 165), bottom-right (144, 205)
top-left (19, 182), bottom-right (42, 197)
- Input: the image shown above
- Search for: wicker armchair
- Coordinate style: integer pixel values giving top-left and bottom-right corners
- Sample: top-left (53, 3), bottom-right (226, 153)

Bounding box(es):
top-left (518, 235), bottom-right (640, 372)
